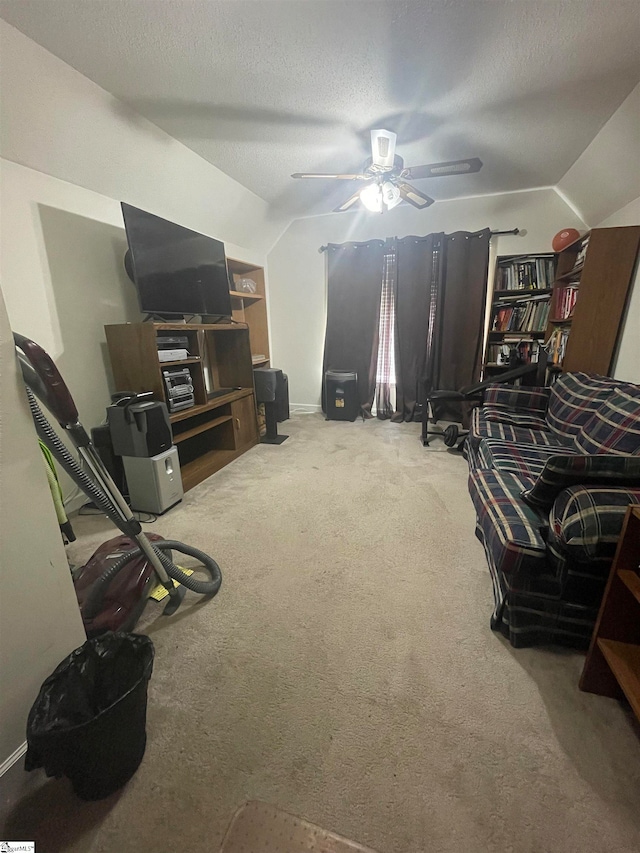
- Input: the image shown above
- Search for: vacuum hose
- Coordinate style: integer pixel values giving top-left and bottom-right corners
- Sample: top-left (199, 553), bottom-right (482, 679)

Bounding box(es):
top-left (26, 388), bottom-right (221, 601)
top-left (26, 388), bottom-right (130, 533)
top-left (83, 541), bottom-right (222, 620)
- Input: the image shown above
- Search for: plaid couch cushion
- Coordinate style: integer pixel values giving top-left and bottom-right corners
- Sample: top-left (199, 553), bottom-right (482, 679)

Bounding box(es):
top-left (483, 384), bottom-right (550, 415)
top-left (482, 405), bottom-right (549, 430)
top-left (477, 439), bottom-right (576, 479)
top-left (522, 454), bottom-right (640, 510)
top-left (468, 469), bottom-right (547, 578)
top-left (573, 387), bottom-right (640, 455)
top-left (469, 408), bottom-right (572, 450)
top-left (549, 485), bottom-right (640, 562)
top-left (546, 372), bottom-right (619, 437)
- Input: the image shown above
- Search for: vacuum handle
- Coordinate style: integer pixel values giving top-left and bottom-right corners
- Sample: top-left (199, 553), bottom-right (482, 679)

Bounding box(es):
top-left (14, 333), bottom-right (79, 427)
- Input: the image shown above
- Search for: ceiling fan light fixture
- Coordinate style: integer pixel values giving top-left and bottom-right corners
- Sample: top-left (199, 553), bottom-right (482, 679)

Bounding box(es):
top-left (370, 129), bottom-right (397, 169)
top-left (360, 182), bottom-right (383, 213)
top-left (382, 181), bottom-right (401, 210)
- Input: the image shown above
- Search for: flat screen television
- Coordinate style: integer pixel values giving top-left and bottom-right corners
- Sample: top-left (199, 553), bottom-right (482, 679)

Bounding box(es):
top-left (121, 203), bottom-right (232, 318)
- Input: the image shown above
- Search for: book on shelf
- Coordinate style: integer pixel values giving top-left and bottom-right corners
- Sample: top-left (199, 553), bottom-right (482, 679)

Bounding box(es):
top-left (545, 327), bottom-right (570, 365)
top-left (495, 255), bottom-right (555, 292)
top-left (554, 284), bottom-right (578, 321)
top-left (574, 235), bottom-right (589, 267)
top-left (491, 296), bottom-right (550, 333)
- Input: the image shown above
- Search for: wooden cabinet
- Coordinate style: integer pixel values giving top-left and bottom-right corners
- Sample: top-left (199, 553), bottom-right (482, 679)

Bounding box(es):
top-left (580, 505), bottom-right (640, 722)
top-left (105, 321), bottom-right (258, 492)
top-left (545, 226), bottom-right (640, 376)
top-left (227, 258), bottom-right (270, 368)
top-left (231, 395), bottom-right (258, 449)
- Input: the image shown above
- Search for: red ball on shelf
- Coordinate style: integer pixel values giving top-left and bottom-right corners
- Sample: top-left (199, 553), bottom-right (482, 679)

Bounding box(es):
top-left (552, 228), bottom-right (581, 252)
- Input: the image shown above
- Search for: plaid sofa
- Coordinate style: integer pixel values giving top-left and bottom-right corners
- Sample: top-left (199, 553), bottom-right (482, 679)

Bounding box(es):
top-left (467, 371), bottom-right (640, 648)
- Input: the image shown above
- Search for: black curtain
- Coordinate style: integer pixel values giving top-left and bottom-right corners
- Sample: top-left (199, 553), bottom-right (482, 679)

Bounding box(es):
top-left (430, 229), bottom-right (491, 421)
top-left (393, 229), bottom-right (490, 422)
top-left (392, 234), bottom-right (443, 422)
top-left (322, 241), bottom-right (386, 415)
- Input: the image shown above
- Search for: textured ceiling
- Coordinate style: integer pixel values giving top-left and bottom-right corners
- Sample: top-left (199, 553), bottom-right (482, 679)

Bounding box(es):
top-left (1, 0), bottom-right (639, 217)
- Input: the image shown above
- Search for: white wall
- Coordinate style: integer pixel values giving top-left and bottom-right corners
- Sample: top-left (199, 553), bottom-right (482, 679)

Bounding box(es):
top-left (0, 21), bottom-right (287, 257)
top-left (267, 188), bottom-right (586, 407)
top-left (597, 197), bottom-right (640, 383)
top-left (0, 287), bottom-right (86, 766)
top-left (558, 83), bottom-right (640, 227)
top-left (0, 21), bottom-right (290, 769)
top-left (0, 19), bottom-right (289, 502)
top-left (0, 18), bottom-right (289, 423)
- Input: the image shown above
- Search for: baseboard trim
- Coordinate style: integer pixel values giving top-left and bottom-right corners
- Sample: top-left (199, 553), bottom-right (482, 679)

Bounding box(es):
top-left (291, 404), bottom-right (322, 413)
top-left (65, 493), bottom-right (88, 516)
top-left (0, 741), bottom-right (27, 777)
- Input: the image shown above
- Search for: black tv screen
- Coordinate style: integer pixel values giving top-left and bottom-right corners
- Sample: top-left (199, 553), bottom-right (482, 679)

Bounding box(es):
top-left (121, 203), bottom-right (232, 318)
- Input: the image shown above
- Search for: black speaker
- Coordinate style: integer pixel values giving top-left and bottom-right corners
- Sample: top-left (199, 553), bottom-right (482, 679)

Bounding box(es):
top-left (90, 424), bottom-right (127, 495)
top-left (254, 368), bottom-right (289, 444)
top-left (107, 397), bottom-right (173, 458)
top-left (324, 370), bottom-right (359, 421)
top-left (276, 373), bottom-right (289, 422)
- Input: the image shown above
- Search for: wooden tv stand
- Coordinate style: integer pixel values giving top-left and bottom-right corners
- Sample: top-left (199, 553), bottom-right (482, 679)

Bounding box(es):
top-left (105, 321), bottom-right (259, 491)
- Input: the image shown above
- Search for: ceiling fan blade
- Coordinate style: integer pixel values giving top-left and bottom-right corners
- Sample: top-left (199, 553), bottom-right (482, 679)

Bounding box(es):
top-left (291, 172), bottom-right (369, 180)
top-left (397, 182), bottom-right (435, 209)
top-left (403, 158), bottom-right (483, 180)
top-left (333, 189), bottom-right (363, 213)
top-left (370, 129), bottom-right (397, 169)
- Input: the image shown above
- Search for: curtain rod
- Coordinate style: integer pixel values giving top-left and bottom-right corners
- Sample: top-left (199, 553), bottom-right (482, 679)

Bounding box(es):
top-left (317, 228), bottom-right (520, 253)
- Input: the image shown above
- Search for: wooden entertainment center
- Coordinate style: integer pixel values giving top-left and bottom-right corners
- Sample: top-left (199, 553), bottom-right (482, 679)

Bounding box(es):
top-left (105, 256), bottom-right (271, 492)
top-left (105, 321), bottom-right (259, 491)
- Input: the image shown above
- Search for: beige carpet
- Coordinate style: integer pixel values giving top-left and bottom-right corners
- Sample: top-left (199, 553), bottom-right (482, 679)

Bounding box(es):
top-left (3, 414), bottom-right (640, 852)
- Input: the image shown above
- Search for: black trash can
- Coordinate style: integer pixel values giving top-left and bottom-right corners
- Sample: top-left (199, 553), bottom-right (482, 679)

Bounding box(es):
top-left (324, 370), bottom-right (359, 421)
top-left (25, 632), bottom-right (154, 800)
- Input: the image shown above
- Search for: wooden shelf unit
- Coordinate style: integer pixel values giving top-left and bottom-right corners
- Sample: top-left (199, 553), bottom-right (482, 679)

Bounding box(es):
top-left (488, 330), bottom-right (546, 337)
top-left (227, 257), bottom-right (270, 369)
top-left (483, 253), bottom-right (555, 380)
top-left (545, 226), bottom-right (640, 375)
top-left (229, 290), bottom-right (264, 301)
top-left (105, 322), bottom-right (259, 491)
top-left (580, 505), bottom-right (640, 722)
top-left (556, 264), bottom-right (584, 282)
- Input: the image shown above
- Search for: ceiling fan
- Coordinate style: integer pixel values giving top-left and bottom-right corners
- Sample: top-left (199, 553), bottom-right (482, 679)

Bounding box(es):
top-left (291, 129), bottom-right (482, 213)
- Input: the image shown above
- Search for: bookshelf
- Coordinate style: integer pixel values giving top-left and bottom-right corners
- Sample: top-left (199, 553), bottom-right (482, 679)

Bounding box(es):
top-left (544, 227), bottom-right (640, 376)
top-left (544, 233), bottom-right (587, 371)
top-left (227, 258), bottom-right (270, 368)
top-left (580, 505), bottom-right (640, 723)
top-left (483, 254), bottom-right (555, 379)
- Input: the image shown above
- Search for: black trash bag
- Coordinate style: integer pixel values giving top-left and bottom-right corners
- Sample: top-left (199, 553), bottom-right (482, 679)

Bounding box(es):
top-left (25, 632), bottom-right (154, 800)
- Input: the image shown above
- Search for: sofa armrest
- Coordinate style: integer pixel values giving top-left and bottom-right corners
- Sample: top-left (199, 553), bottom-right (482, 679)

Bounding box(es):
top-left (522, 454), bottom-right (640, 510)
top-left (483, 384), bottom-right (550, 415)
top-left (551, 485), bottom-right (640, 562)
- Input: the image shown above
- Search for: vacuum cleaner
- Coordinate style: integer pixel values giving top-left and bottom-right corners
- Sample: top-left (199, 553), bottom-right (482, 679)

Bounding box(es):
top-left (14, 333), bottom-right (222, 637)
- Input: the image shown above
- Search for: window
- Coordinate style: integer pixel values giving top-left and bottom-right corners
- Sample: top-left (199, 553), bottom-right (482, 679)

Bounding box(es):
top-left (375, 251), bottom-right (396, 417)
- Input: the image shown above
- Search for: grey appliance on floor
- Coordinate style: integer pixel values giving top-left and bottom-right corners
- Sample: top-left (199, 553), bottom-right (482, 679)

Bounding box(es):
top-left (122, 447), bottom-right (183, 514)
top-left (108, 394), bottom-right (183, 513)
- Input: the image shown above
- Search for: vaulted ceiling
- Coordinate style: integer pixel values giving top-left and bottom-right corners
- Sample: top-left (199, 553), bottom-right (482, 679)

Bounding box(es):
top-left (1, 0), bottom-right (639, 218)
